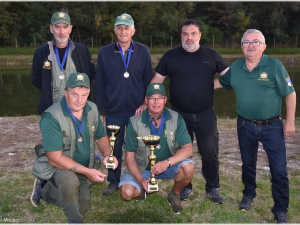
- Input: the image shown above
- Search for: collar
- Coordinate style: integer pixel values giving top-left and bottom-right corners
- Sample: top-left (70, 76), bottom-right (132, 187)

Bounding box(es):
top-left (114, 40), bottom-right (135, 53)
top-left (60, 96), bottom-right (91, 118)
top-left (242, 54), bottom-right (268, 71)
top-left (141, 108), bottom-right (171, 127)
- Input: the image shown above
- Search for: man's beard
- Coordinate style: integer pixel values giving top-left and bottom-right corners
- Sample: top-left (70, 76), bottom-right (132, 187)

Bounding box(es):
top-left (181, 39), bottom-right (200, 52)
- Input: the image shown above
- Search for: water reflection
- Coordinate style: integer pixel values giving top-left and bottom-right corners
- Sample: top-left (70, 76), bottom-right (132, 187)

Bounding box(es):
top-left (0, 67), bottom-right (299, 118)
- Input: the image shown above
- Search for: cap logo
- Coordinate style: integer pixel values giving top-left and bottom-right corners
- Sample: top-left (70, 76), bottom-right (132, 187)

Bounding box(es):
top-left (121, 15), bottom-right (126, 20)
top-left (76, 74), bottom-right (84, 81)
top-left (153, 84), bottom-right (160, 90)
top-left (58, 12), bottom-right (65, 18)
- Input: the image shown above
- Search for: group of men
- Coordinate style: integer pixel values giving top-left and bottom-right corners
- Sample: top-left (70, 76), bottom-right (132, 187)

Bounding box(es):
top-left (30, 11), bottom-right (295, 224)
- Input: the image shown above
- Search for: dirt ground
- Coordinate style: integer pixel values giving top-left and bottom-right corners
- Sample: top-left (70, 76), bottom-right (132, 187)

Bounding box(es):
top-left (0, 116), bottom-right (299, 179)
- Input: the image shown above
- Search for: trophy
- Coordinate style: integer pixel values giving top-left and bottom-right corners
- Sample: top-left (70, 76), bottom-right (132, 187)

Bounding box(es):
top-left (142, 135), bottom-right (160, 191)
top-left (106, 125), bottom-right (120, 169)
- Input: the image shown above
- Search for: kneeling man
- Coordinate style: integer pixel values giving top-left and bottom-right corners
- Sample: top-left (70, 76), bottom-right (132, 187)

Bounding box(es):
top-left (119, 83), bottom-right (195, 214)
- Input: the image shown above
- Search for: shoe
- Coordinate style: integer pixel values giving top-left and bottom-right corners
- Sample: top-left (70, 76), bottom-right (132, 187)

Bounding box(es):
top-left (30, 177), bottom-right (45, 207)
top-left (274, 213), bottom-right (288, 224)
top-left (206, 188), bottom-right (225, 204)
top-left (167, 190), bottom-right (183, 214)
top-left (239, 196), bottom-right (254, 211)
top-left (67, 220), bottom-right (83, 223)
top-left (136, 189), bottom-right (146, 201)
top-left (180, 187), bottom-right (192, 201)
top-left (103, 183), bottom-right (117, 196)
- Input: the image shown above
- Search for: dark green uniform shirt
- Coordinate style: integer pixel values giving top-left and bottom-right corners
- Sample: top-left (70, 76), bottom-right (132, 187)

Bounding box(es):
top-left (219, 54), bottom-right (295, 120)
top-left (40, 98), bottom-right (107, 167)
top-left (124, 108), bottom-right (191, 170)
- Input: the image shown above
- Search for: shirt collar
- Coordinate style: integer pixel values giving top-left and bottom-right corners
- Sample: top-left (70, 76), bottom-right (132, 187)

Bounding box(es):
top-left (141, 108), bottom-right (171, 127)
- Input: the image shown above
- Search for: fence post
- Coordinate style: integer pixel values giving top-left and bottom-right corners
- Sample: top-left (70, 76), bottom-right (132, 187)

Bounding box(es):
top-left (92, 36), bottom-right (93, 49)
top-left (273, 36), bottom-right (275, 49)
top-left (34, 34), bottom-right (36, 49)
top-left (151, 36), bottom-right (152, 49)
top-left (15, 36), bottom-right (18, 48)
top-left (295, 35), bottom-right (297, 48)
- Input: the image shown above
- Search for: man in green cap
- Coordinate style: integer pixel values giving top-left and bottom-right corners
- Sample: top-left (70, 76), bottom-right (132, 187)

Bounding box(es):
top-left (94, 13), bottom-right (153, 196)
top-left (31, 11), bottom-right (95, 115)
top-left (30, 72), bottom-right (118, 223)
top-left (119, 83), bottom-right (195, 214)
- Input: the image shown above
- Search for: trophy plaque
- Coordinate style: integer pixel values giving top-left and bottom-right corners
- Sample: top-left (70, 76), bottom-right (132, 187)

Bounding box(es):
top-left (106, 125), bottom-right (120, 169)
top-left (142, 135), bottom-right (160, 191)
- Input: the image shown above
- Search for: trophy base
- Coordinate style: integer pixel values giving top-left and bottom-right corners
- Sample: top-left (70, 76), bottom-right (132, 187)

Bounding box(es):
top-left (106, 163), bottom-right (115, 169)
top-left (148, 182), bottom-right (158, 192)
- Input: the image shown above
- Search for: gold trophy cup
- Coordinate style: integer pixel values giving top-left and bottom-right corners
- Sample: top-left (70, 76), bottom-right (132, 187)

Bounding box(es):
top-left (106, 125), bottom-right (120, 169)
top-left (142, 135), bottom-right (160, 191)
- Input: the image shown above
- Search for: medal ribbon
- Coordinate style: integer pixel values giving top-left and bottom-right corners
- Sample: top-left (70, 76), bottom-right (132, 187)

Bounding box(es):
top-left (148, 113), bottom-right (165, 137)
top-left (65, 101), bottom-right (84, 137)
top-left (118, 43), bottom-right (132, 73)
top-left (54, 43), bottom-right (70, 72)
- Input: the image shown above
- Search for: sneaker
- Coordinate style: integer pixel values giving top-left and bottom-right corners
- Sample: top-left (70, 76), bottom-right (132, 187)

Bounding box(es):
top-left (206, 188), bottom-right (225, 204)
top-left (103, 183), bottom-right (117, 196)
top-left (180, 187), bottom-right (192, 201)
top-left (30, 177), bottom-right (45, 207)
top-left (239, 196), bottom-right (254, 211)
top-left (167, 190), bottom-right (183, 214)
top-left (136, 189), bottom-right (146, 201)
top-left (67, 220), bottom-right (83, 223)
top-left (274, 213), bottom-right (288, 224)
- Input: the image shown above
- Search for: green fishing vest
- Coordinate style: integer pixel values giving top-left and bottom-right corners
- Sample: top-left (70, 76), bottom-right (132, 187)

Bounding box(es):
top-left (125, 108), bottom-right (180, 173)
top-left (32, 100), bottom-right (99, 180)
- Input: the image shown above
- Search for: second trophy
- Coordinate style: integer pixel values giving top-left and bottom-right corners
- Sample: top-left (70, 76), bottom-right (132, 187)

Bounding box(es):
top-left (142, 135), bottom-right (160, 191)
top-left (106, 125), bottom-right (120, 169)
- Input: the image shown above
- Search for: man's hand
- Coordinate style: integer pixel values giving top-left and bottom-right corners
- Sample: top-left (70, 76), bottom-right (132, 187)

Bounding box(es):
top-left (151, 160), bottom-right (169, 175)
top-left (102, 155), bottom-right (119, 170)
top-left (86, 169), bottom-right (107, 183)
top-left (135, 103), bottom-right (147, 115)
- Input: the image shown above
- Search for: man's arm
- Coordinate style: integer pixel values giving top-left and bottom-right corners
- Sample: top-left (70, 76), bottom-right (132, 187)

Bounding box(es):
top-left (283, 91), bottom-right (296, 140)
top-left (214, 78), bottom-right (224, 89)
top-left (150, 72), bottom-right (166, 84)
top-left (46, 151), bottom-right (106, 182)
top-left (219, 67), bottom-right (229, 76)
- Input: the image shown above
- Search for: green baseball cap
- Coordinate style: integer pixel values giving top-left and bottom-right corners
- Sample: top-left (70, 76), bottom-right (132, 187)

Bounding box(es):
top-left (51, 11), bottom-right (71, 25)
top-left (114, 13), bottom-right (134, 27)
top-left (146, 83), bottom-right (166, 97)
top-left (66, 73), bottom-right (90, 89)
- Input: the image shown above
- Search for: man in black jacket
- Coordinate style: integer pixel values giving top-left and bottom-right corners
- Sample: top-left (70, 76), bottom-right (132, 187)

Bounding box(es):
top-left (31, 11), bottom-right (95, 115)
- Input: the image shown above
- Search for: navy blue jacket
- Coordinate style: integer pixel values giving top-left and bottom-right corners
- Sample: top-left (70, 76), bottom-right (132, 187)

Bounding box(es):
top-left (31, 41), bottom-right (95, 115)
top-left (94, 41), bottom-right (153, 117)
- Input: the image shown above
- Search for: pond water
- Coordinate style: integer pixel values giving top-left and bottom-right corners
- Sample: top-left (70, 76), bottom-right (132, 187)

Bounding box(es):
top-left (1, 66), bottom-right (300, 118)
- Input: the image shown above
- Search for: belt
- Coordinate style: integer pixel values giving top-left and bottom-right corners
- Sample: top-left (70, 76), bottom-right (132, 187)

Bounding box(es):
top-left (238, 115), bottom-right (281, 125)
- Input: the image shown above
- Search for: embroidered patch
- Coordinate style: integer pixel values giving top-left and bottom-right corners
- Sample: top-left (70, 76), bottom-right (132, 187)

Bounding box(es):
top-left (285, 76), bottom-right (292, 87)
top-left (42, 60), bottom-right (51, 69)
top-left (258, 72), bottom-right (269, 81)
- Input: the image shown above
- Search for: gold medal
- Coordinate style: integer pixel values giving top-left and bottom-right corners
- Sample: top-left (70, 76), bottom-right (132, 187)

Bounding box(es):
top-left (124, 72), bottom-right (129, 78)
top-left (78, 137), bottom-right (83, 142)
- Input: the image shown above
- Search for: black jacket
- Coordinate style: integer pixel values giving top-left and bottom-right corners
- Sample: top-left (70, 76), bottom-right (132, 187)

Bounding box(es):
top-left (31, 41), bottom-right (95, 115)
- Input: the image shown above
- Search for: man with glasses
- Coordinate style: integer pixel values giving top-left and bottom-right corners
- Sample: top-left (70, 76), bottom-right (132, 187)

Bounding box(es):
top-left (214, 29), bottom-right (296, 223)
top-left (119, 83), bottom-right (195, 214)
top-left (151, 19), bottom-right (228, 203)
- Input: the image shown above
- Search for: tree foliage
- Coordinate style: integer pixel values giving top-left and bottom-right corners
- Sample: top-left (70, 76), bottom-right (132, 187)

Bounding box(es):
top-left (1, 1), bottom-right (300, 48)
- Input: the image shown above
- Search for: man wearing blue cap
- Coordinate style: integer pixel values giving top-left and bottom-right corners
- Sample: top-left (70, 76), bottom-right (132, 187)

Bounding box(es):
top-left (30, 73), bottom-right (118, 223)
top-left (31, 11), bottom-right (95, 115)
top-left (94, 13), bottom-right (153, 196)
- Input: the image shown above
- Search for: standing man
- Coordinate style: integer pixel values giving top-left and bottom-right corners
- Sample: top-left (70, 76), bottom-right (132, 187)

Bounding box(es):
top-left (119, 83), bottom-right (195, 214)
top-left (30, 72), bottom-right (118, 223)
top-left (151, 19), bottom-right (228, 203)
top-left (214, 29), bottom-right (296, 223)
top-left (94, 13), bottom-right (153, 196)
top-left (31, 11), bottom-right (95, 115)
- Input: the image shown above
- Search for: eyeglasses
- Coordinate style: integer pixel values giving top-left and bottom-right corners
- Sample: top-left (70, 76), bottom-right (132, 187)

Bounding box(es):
top-left (241, 41), bottom-right (264, 47)
top-left (147, 97), bottom-right (165, 102)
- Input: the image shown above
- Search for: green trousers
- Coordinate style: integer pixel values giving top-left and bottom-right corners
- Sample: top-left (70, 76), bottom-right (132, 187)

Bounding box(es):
top-left (42, 169), bottom-right (92, 222)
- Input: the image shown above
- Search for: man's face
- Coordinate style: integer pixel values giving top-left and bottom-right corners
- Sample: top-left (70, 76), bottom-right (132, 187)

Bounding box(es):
top-left (181, 25), bottom-right (201, 52)
top-left (50, 23), bottom-right (73, 46)
top-left (114, 25), bottom-right (135, 44)
top-left (145, 93), bottom-right (167, 116)
top-left (241, 33), bottom-right (266, 60)
top-left (65, 87), bottom-right (90, 113)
